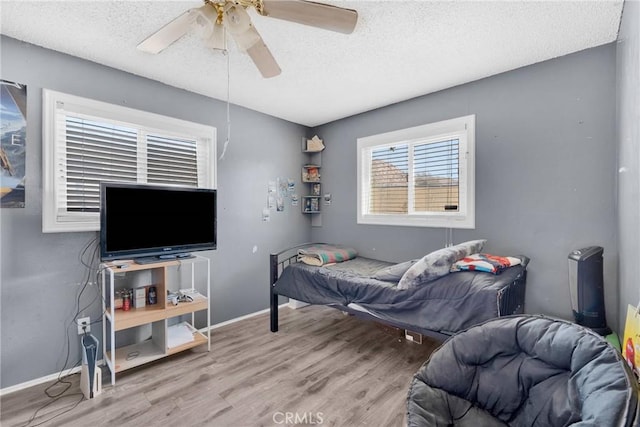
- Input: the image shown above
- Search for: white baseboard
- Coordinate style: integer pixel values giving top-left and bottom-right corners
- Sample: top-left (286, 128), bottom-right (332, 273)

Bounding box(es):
top-left (202, 302), bottom-right (289, 331)
top-left (0, 361), bottom-right (104, 397)
top-left (288, 299), bottom-right (310, 309)
top-left (1, 303), bottom-right (290, 396)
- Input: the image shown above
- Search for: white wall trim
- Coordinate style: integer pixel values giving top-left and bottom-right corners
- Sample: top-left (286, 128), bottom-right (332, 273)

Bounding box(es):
top-left (0, 364), bottom-right (86, 397)
top-left (1, 303), bottom-right (291, 396)
top-left (202, 303), bottom-right (290, 332)
top-left (356, 114), bottom-right (476, 229)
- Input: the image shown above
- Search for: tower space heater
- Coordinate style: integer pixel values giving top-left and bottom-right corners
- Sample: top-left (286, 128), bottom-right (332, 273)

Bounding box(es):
top-left (568, 246), bottom-right (611, 336)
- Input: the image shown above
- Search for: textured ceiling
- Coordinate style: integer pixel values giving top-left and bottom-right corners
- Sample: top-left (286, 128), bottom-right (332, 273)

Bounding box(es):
top-left (0, 1), bottom-right (624, 127)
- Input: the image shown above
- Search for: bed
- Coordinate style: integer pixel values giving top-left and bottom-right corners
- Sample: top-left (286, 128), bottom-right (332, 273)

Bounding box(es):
top-left (270, 242), bottom-right (528, 341)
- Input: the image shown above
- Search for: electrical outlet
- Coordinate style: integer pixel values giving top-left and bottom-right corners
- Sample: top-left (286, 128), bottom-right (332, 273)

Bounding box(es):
top-left (77, 317), bottom-right (90, 335)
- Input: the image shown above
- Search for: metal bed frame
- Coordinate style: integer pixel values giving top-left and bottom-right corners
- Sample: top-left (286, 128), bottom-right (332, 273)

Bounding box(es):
top-left (270, 243), bottom-right (527, 341)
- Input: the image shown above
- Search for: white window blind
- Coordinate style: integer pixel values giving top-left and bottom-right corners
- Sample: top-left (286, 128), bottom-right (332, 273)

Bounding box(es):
top-left (61, 115), bottom-right (138, 213)
top-left (412, 139), bottom-right (459, 212)
top-left (146, 134), bottom-right (200, 186)
top-left (370, 144), bottom-right (409, 214)
top-left (368, 139), bottom-right (459, 215)
top-left (357, 115), bottom-right (474, 229)
top-left (43, 89), bottom-right (216, 232)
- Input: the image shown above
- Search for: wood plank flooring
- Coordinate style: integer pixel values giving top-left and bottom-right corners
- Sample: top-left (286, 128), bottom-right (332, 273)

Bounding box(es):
top-left (0, 306), bottom-right (441, 427)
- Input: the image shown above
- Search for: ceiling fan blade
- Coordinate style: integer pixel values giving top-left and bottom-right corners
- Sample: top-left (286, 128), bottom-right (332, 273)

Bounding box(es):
top-left (262, 0), bottom-right (358, 34)
top-left (246, 40), bottom-right (281, 78)
top-left (137, 5), bottom-right (209, 54)
top-left (223, 3), bottom-right (281, 78)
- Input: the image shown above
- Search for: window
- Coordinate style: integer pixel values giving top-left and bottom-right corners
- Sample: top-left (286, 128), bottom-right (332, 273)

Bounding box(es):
top-left (357, 115), bottom-right (475, 228)
top-left (42, 89), bottom-right (216, 232)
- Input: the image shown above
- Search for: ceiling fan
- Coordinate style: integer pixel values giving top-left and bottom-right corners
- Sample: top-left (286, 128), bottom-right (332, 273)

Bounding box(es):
top-left (137, 0), bottom-right (358, 78)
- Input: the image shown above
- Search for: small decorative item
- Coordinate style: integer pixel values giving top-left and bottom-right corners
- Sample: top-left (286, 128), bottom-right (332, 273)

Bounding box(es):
top-left (148, 285), bottom-right (157, 305)
top-left (122, 289), bottom-right (131, 311)
top-left (305, 135), bottom-right (325, 152)
top-left (310, 198), bottom-right (319, 212)
top-left (113, 290), bottom-right (123, 310)
top-left (312, 183), bottom-right (321, 196)
top-left (302, 165), bottom-right (320, 182)
top-left (133, 287), bottom-right (146, 308)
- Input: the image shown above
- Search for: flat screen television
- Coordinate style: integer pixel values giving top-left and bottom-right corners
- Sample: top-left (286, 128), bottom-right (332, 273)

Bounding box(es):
top-left (100, 182), bottom-right (217, 263)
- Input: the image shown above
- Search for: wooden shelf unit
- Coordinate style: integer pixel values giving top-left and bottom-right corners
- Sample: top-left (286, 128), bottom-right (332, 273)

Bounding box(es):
top-left (101, 256), bottom-right (210, 385)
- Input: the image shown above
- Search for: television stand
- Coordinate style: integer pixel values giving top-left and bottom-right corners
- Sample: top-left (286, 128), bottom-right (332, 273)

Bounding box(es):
top-left (134, 253), bottom-right (194, 264)
top-left (101, 256), bottom-right (210, 385)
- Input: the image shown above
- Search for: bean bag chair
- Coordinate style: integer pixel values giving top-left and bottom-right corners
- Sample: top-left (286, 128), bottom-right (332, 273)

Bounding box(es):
top-left (407, 315), bottom-right (639, 426)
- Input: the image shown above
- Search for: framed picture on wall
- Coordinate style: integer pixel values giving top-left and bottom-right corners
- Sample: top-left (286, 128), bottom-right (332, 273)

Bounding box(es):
top-left (1, 79), bottom-right (27, 208)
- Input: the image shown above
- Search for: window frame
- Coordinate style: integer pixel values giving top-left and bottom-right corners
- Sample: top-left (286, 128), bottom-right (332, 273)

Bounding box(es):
top-left (357, 115), bottom-right (475, 229)
top-left (42, 89), bottom-right (217, 233)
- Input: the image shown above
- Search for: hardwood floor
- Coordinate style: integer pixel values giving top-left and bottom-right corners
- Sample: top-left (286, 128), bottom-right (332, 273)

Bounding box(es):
top-left (1, 306), bottom-right (441, 427)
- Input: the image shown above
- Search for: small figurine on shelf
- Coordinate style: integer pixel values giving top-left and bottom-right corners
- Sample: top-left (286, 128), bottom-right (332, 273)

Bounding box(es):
top-left (304, 199), bottom-right (312, 212)
top-left (310, 198), bottom-right (319, 212)
top-left (312, 183), bottom-right (321, 196)
top-left (148, 286), bottom-right (157, 305)
top-left (302, 166), bottom-right (320, 182)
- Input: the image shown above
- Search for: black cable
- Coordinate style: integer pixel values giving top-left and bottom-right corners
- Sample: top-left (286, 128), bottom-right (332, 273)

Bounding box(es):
top-left (75, 234), bottom-right (101, 318)
top-left (74, 235), bottom-right (108, 332)
top-left (22, 391), bottom-right (84, 427)
top-left (22, 234), bottom-right (103, 426)
top-left (21, 359), bottom-right (84, 427)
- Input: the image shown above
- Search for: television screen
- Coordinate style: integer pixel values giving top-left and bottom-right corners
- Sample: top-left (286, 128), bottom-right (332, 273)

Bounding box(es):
top-left (100, 182), bottom-right (217, 262)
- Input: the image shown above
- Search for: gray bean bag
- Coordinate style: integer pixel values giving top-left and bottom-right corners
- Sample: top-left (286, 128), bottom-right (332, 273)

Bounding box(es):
top-left (407, 315), bottom-right (639, 426)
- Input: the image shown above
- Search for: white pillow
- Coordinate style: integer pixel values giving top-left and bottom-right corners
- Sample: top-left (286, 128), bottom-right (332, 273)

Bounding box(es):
top-left (397, 240), bottom-right (487, 289)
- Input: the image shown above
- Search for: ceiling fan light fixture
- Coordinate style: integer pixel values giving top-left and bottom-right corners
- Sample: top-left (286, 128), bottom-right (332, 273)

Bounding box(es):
top-left (194, 7), bottom-right (216, 37)
top-left (203, 22), bottom-right (227, 51)
top-left (192, 4), bottom-right (227, 51)
top-left (222, 3), bottom-right (260, 50)
top-left (224, 3), bottom-right (250, 28)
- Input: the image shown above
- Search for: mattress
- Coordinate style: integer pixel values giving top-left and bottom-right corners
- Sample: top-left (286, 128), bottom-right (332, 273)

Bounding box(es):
top-left (273, 256), bottom-right (527, 335)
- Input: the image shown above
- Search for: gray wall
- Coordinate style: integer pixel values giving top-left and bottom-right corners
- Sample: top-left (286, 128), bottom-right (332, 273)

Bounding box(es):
top-left (617, 0), bottom-right (640, 330)
top-left (0, 36), bottom-right (310, 388)
top-left (0, 34), bottom-right (625, 390)
top-left (311, 44), bottom-right (618, 327)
